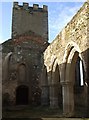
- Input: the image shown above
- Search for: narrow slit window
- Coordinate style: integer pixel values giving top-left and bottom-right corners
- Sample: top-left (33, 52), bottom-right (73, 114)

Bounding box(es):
top-left (80, 60), bottom-right (84, 86)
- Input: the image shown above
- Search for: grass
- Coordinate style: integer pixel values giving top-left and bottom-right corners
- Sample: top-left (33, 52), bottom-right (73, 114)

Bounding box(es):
top-left (2, 105), bottom-right (89, 119)
top-left (2, 106), bottom-right (63, 118)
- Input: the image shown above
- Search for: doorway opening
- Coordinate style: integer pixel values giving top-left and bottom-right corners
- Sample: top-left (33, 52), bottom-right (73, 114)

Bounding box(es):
top-left (16, 85), bottom-right (29, 105)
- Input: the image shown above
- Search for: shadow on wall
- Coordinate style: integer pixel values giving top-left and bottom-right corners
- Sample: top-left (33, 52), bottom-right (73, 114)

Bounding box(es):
top-left (43, 48), bottom-right (89, 117)
top-left (2, 47), bottom-right (89, 118)
top-left (2, 93), bottom-right (11, 106)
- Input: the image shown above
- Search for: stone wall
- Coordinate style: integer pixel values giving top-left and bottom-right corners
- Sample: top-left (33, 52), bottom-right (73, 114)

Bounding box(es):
top-left (12, 2), bottom-right (48, 41)
top-left (43, 2), bottom-right (89, 117)
top-left (2, 1), bottom-right (89, 117)
top-left (2, 2), bottom-right (49, 106)
top-left (2, 31), bottom-right (49, 106)
top-left (44, 2), bottom-right (88, 75)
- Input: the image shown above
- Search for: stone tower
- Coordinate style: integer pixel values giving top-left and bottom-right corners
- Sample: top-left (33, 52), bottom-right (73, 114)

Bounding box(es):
top-left (2, 2), bottom-right (49, 107)
top-left (12, 2), bottom-right (48, 41)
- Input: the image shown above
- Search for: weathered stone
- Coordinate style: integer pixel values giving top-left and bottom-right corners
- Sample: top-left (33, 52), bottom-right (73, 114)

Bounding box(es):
top-left (2, 1), bottom-right (89, 118)
top-left (44, 2), bottom-right (89, 117)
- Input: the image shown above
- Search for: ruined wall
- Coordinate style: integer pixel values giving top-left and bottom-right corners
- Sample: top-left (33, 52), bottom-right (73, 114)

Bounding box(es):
top-left (2, 2), bottom-right (49, 106)
top-left (12, 2), bottom-right (48, 41)
top-left (43, 2), bottom-right (89, 116)
top-left (2, 1), bottom-right (89, 117)
top-left (2, 31), bottom-right (48, 105)
top-left (44, 2), bottom-right (88, 76)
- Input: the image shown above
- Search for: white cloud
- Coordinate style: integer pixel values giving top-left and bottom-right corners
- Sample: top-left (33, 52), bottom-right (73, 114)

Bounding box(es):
top-left (49, 2), bottom-right (84, 42)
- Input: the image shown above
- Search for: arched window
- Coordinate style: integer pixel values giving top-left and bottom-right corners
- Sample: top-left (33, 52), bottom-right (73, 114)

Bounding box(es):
top-left (80, 60), bottom-right (84, 86)
top-left (18, 64), bottom-right (26, 82)
top-left (74, 56), bottom-right (84, 98)
top-left (75, 57), bottom-right (84, 87)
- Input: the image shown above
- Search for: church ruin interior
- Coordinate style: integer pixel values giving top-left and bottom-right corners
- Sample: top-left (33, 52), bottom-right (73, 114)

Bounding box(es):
top-left (1, 1), bottom-right (89, 118)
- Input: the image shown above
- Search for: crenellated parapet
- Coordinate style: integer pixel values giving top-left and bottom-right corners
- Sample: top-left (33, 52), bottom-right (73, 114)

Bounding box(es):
top-left (13, 2), bottom-right (48, 12)
top-left (12, 2), bottom-right (48, 40)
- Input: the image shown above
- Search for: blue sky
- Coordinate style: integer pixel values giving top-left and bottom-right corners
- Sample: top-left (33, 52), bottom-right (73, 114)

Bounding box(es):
top-left (0, 1), bottom-right (85, 43)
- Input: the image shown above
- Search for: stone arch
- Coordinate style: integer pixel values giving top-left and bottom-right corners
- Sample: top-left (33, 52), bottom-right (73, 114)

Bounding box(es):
top-left (41, 65), bottom-right (48, 85)
top-left (62, 42), bottom-right (85, 116)
top-left (64, 45), bottom-right (85, 88)
top-left (41, 65), bottom-right (49, 105)
top-left (51, 59), bottom-right (60, 84)
top-left (3, 52), bottom-right (12, 81)
top-left (17, 63), bottom-right (27, 82)
top-left (62, 42), bottom-right (82, 83)
top-left (16, 85), bottom-right (29, 105)
top-left (65, 48), bottom-right (80, 83)
top-left (49, 58), bottom-right (62, 109)
top-left (63, 41), bottom-right (81, 63)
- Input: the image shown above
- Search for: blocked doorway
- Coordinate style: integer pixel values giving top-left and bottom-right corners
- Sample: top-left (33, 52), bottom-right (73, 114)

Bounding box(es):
top-left (16, 85), bottom-right (29, 105)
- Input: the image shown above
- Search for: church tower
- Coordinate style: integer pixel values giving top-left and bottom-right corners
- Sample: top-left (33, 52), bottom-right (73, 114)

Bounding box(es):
top-left (12, 2), bottom-right (48, 41)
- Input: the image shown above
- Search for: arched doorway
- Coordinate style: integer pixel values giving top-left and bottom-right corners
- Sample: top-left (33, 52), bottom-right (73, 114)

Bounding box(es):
top-left (16, 85), bottom-right (29, 105)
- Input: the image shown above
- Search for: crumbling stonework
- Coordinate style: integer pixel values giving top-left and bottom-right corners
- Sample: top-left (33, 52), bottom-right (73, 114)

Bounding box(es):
top-left (2, 32), bottom-right (49, 106)
top-left (12, 2), bottom-right (48, 41)
top-left (2, 1), bottom-right (89, 118)
top-left (43, 2), bottom-right (89, 117)
top-left (2, 2), bottom-right (49, 107)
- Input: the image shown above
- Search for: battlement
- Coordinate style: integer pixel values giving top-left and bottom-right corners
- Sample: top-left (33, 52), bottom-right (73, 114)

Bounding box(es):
top-left (13, 2), bottom-right (48, 12)
top-left (12, 2), bottom-right (48, 41)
